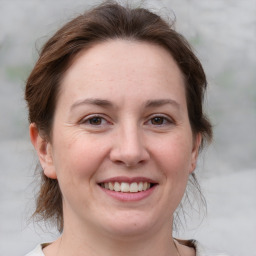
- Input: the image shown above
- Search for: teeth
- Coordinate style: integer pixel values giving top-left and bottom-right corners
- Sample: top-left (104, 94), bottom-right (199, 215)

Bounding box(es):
top-left (138, 182), bottom-right (143, 191)
top-left (114, 182), bottom-right (121, 192)
top-left (101, 181), bottom-right (152, 193)
top-left (120, 182), bottom-right (130, 192)
top-left (109, 182), bottom-right (114, 191)
top-left (143, 182), bottom-right (148, 191)
top-left (130, 182), bottom-right (139, 193)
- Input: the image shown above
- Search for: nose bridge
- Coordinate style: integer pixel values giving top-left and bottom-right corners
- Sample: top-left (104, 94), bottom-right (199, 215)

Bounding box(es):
top-left (110, 119), bottom-right (149, 166)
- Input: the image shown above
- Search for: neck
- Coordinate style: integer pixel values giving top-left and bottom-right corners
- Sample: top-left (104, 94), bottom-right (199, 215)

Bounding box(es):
top-left (45, 219), bottom-right (179, 256)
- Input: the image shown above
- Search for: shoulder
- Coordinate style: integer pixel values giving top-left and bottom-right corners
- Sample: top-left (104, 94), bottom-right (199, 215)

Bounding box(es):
top-left (194, 240), bottom-right (230, 256)
top-left (25, 244), bottom-right (46, 256)
top-left (176, 239), bottom-right (230, 256)
top-left (25, 240), bottom-right (230, 256)
top-left (195, 241), bottom-right (230, 256)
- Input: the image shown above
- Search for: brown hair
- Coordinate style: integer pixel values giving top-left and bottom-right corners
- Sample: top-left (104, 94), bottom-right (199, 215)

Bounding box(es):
top-left (25, 1), bottom-right (212, 232)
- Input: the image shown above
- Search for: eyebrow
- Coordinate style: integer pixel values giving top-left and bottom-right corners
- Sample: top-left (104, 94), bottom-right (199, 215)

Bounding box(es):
top-left (70, 98), bottom-right (113, 111)
top-left (144, 99), bottom-right (180, 109)
top-left (70, 98), bottom-right (180, 111)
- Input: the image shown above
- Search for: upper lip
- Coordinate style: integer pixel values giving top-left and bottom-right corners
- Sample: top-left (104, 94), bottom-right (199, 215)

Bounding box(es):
top-left (98, 176), bottom-right (158, 184)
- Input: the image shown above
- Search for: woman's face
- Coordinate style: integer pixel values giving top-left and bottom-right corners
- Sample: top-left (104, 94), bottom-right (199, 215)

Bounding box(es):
top-left (37, 40), bottom-right (201, 237)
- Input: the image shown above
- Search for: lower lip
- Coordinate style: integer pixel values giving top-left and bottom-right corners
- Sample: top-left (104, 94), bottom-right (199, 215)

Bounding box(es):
top-left (99, 185), bottom-right (157, 202)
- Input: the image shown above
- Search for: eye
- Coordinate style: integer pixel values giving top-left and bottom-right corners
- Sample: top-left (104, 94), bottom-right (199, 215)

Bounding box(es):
top-left (80, 115), bottom-right (109, 126)
top-left (145, 115), bottom-right (174, 127)
top-left (88, 116), bottom-right (104, 125)
top-left (150, 116), bottom-right (166, 125)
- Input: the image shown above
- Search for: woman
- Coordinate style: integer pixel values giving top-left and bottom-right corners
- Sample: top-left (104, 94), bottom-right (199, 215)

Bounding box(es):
top-left (25, 2), bottom-right (221, 256)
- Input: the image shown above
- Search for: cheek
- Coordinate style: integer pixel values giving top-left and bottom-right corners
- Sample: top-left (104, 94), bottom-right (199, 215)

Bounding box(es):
top-left (52, 132), bottom-right (108, 183)
top-left (51, 134), bottom-right (109, 208)
top-left (153, 134), bottom-right (193, 197)
top-left (154, 136), bottom-right (193, 175)
top-left (150, 137), bottom-right (192, 214)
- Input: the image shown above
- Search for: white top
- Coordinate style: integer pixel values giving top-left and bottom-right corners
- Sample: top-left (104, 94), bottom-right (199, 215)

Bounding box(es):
top-left (25, 244), bottom-right (44, 256)
top-left (25, 240), bottom-right (229, 256)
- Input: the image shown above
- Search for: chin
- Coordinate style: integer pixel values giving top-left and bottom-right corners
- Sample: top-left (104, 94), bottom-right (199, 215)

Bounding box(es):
top-left (99, 210), bottom-right (161, 239)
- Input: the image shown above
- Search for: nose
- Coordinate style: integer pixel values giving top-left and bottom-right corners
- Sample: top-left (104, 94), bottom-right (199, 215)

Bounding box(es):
top-left (109, 124), bottom-right (150, 167)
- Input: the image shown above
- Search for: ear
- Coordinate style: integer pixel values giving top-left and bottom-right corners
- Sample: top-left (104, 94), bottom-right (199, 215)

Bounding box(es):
top-left (189, 133), bottom-right (202, 174)
top-left (29, 123), bottom-right (57, 179)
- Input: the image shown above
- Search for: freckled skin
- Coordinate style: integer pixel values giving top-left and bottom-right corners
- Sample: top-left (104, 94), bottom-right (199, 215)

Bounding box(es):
top-left (31, 40), bottom-right (200, 256)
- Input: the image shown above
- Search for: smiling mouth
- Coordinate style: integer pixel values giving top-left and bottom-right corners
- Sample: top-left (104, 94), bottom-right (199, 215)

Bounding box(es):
top-left (99, 182), bottom-right (156, 193)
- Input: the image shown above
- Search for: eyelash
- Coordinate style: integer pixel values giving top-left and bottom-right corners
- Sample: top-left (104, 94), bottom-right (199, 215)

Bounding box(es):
top-left (145, 115), bottom-right (174, 126)
top-left (79, 115), bottom-right (110, 126)
top-left (79, 114), bottom-right (174, 128)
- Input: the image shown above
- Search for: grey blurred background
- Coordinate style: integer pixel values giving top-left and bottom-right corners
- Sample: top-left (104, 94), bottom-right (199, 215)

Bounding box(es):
top-left (0, 0), bottom-right (255, 255)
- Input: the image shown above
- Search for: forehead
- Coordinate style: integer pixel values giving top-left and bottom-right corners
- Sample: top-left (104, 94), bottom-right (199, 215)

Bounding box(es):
top-left (59, 40), bottom-right (186, 107)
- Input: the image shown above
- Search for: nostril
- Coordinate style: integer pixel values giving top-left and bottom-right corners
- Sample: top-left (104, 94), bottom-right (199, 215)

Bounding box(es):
top-left (109, 138), bottom-right (150, 167)
top-left (114, 159), bottom-right (147, 168)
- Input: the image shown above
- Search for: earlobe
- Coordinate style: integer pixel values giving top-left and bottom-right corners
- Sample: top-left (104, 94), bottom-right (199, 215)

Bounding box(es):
top-left (189, 133), bottom-right (202, 174)
top-left (29, 123), bottom-right (57, 179)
